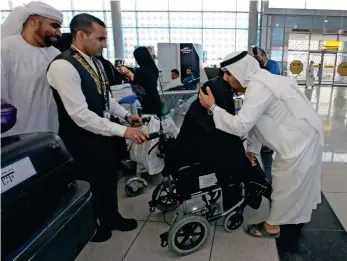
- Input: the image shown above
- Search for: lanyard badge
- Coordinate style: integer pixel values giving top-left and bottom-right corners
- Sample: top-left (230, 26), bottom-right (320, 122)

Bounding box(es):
top-left (93, 58), bottom-right (111, 121)
top-left (103, 110), bottom-right (111, 120)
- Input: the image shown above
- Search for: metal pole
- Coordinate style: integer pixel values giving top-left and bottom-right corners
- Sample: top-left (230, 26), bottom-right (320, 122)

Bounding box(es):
top-left (110, 0), bottom-right (124, 59)
top-left (248, 0), bottom-right (259, 50)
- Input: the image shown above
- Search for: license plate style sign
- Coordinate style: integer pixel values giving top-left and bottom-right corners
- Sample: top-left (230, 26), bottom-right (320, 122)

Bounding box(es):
top-left (1, 157), bottom-right (37, 193)
top-left (199, 173), bottom-right (218, 189)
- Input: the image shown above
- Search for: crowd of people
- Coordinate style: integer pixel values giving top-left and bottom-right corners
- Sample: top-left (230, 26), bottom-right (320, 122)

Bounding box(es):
top-left (1, 1), bottom-right (323, 244)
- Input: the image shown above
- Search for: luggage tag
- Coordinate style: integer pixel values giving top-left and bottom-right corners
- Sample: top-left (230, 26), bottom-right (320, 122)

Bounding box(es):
top-left (103, 110), bottom-right (111, 120)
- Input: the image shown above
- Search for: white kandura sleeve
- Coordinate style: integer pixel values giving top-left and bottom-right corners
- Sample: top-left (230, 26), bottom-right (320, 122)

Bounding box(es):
top-left (47, 59), bottom-right (127, 137)
top-left (212, 83), bottom-right (273, 138)
top-left (247, 130), bottom-right (263, 154)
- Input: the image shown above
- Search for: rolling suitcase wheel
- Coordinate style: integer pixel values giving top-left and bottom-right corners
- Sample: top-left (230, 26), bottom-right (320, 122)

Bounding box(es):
top-left (125, 177), bottom-right (147, 197)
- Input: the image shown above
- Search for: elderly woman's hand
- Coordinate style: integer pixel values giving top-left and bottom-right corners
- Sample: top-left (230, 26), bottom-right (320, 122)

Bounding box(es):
top-left (199, 87), bottom-right (215, 109)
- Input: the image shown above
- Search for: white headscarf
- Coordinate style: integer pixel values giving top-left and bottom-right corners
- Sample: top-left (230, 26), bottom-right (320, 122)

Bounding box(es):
top-left (221, 51), bottom-right (324, 145)
top-left (1, 1), bottom-right (63, 40)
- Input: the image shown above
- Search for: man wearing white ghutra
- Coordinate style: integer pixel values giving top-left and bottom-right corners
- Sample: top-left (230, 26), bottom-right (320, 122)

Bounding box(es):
top-left (199, 51), bottom-right (323, 239)
top-left (1, 1), bottom-right (63, 136)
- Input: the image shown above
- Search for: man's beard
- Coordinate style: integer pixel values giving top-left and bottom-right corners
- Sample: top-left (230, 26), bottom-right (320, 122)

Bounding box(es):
top-left (254, 56), bottom-right (265, 68)
top-left (43, 35), bottom-right (55, 47)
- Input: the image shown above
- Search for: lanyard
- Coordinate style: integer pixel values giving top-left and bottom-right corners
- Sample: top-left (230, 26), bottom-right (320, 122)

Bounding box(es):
top-left (92, 58), bottom-right (110, 112)
top-left (70, 46), bottom-right (110, 112)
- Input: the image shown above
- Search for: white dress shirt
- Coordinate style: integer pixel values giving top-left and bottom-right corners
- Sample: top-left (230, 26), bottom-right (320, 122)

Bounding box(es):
top-left (47, 46), bottom-right (129, 137)
top-left (163, 77), bottom-right (182, 91)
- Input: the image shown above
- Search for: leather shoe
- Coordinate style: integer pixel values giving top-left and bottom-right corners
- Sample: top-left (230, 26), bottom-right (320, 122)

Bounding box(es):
top-left (91, 226), bottom-right (112, 243)
top-left (112, 214), bottom-right (137, 232)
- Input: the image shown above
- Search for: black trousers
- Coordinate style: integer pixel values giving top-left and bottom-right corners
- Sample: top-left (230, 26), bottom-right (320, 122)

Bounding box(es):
top-left (72, 145), bottom-right (121, 230)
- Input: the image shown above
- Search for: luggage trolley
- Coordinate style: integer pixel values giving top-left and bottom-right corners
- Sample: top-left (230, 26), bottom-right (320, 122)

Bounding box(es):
top-left (111, 84), bottom-right (151, 197)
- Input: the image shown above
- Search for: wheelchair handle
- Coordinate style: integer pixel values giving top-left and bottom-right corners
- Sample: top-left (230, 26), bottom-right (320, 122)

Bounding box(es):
top-left (131, 116), bottom-right (152, 127)
top-left (142, 117), bottom-right (151, 124)
top-left (147, 131), bottom-right (161, 140)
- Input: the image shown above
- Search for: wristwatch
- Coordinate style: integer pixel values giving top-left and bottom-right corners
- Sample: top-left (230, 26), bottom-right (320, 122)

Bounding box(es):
top-left (207, 104), bottom-right (216, 115)
top-left (124, 113), bottom-right (131, 121)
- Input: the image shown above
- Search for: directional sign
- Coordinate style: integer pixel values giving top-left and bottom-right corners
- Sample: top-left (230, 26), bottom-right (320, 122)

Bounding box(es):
top-left (337, 62), bottom-right (347, 76)
top-left (290, 60), bottom-right (303, 74)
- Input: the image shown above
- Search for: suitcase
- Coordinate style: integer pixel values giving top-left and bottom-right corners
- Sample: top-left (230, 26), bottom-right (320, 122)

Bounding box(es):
top-left (5, 181), bottom-right (96, 261)
top-left (1, 99), bottom-right (17, 133)
top-left (1, 132), bottom-right (76, 260)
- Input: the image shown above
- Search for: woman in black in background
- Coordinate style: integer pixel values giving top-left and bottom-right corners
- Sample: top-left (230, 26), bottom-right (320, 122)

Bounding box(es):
top-left (133, 47), bottom-right (162, 117)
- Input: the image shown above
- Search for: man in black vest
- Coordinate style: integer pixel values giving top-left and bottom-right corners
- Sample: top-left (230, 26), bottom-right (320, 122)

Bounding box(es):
top-left (47, 13), bottom-right (147, 243)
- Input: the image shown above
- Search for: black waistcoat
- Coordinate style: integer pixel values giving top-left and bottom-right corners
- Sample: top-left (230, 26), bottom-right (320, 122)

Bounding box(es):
top-left (48, 48), bottom-right (115, 162)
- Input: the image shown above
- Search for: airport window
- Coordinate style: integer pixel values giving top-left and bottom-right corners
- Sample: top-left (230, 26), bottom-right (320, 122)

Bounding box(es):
top-left (1, 0), bottom-right (256, 64)
top-left (203, 0), bottom-right (237, 11)
top-left (136, 0), bottom-right (169, 11)
top-left (138, 12), bottom-right (169, 28)
top-left (202, 12), bottom-right (236, 29)
top-left (170, 12), bottom-right (203, 28)
top-left (121, 12), bottom-right (137, 28)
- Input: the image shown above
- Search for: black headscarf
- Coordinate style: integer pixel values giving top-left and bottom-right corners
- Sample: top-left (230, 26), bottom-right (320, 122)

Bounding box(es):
top-left (133, 46), bottom-right (159, 77)
top-left (53, 33), bottom-right (72, 52)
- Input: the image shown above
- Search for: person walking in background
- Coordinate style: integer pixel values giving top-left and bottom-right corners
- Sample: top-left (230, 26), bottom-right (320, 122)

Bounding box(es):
top-left (306, 61), bottom-right (315, 89)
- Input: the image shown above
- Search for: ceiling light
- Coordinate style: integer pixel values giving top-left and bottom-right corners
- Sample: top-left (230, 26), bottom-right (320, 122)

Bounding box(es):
top-left (276, 24), bottom-right (279, 26)
top-left (325, 20), bottom-right (328, 23)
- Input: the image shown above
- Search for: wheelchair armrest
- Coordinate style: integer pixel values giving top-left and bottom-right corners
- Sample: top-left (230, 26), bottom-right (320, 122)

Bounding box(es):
top-left (118, 94), bottom-right (138, 104)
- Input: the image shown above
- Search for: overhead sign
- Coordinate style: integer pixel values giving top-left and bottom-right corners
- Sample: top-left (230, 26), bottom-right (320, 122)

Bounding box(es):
top-left (290, 60), bottom-right (303, 74)
top-left (322, 40), bottom-right (340, 51)
top-left (337, 62), bottom-right (347, 76)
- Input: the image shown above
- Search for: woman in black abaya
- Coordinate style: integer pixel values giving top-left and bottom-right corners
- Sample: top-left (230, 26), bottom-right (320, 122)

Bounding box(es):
top-left (133, 47), bottom-right (162, 117)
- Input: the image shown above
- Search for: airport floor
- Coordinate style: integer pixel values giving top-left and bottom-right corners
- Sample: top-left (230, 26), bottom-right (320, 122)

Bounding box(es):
top-left (76, 86), bottom-right (347, 261)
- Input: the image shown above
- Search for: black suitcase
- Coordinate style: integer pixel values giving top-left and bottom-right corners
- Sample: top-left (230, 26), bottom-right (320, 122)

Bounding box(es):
top-left (1, 133), bottom-right (76, 260)
top-left (6, 181), bottom-right (96, 261)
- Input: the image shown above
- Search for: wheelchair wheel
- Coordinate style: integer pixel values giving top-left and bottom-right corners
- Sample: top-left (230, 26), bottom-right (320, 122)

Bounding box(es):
top-left (125, 179), bottom-right (146, 197)
top-left (202, 191), bottom-right (221, 204)
top-left (152, 180), bottom-right (178, 212)
top-left (223, 211), bottom-right (244, 233)
top-left (168, 215), bottom-right (210, 255)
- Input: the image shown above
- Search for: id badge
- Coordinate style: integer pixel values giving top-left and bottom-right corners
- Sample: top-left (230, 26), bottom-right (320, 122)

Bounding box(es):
top-left (103, 110), bottom-right (111, 120)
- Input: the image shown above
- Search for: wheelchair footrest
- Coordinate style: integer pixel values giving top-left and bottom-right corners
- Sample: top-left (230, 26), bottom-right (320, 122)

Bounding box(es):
top-left (248, 181), bottom-right (268, 196)
top-left (148, 200), bottom-right (156, 212)
top-left (160, 232), bottom-right (169, 247)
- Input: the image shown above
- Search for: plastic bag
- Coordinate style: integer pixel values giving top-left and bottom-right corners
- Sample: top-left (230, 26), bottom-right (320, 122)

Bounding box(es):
top-left (129, 116), bottom-right (165, 175)
top-left (170, 94), bottom-right (197, 127)
top-left (161, 114), bottom-right (179, 138)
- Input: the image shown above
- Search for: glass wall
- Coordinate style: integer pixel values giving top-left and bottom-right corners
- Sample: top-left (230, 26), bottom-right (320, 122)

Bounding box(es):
top-left (261, 13), bottom-right (347, 74)
top-left (268, 0), bottom-right (347, 10)
top-left (1, 0), bottom-right (257, 66)
top-left (119, 0), bottom-right (256, 66)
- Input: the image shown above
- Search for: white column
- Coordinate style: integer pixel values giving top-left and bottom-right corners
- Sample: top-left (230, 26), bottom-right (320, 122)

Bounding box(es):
top-left (248, 0), bottom-right (259, 50)
top-left (110, 0), bottom-right (124, 59)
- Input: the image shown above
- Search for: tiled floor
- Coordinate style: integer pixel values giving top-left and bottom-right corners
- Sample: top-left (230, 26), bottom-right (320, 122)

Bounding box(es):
top-left (76, 86), bottom-right (347, 261)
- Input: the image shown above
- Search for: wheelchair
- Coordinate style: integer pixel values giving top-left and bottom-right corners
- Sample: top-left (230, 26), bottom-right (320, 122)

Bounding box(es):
top-left (146, 130), bottom-right (272, 255)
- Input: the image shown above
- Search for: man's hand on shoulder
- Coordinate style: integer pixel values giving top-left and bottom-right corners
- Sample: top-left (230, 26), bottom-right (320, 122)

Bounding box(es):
top-left (123, 127), bottom-right (148, 144)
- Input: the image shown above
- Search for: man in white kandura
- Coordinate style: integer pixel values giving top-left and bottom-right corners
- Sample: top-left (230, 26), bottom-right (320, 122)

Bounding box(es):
top-left (199, 51), bottom-right (324, 239)
top-left (1, 1), bottom-right (63, 137)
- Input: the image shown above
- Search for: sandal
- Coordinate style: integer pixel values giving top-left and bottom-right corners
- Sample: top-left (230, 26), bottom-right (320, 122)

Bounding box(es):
top-left (244, 222), bottom-right (280, 239)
